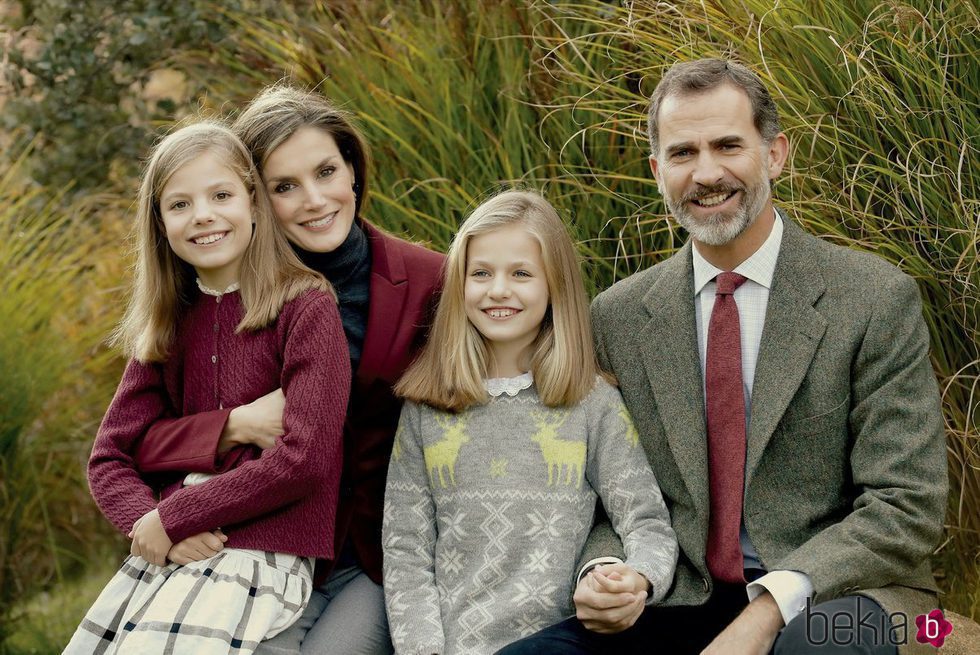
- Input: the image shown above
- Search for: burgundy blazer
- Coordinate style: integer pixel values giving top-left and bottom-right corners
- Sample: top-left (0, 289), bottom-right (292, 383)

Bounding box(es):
top-left (136, 220), bottom-right (445, 583)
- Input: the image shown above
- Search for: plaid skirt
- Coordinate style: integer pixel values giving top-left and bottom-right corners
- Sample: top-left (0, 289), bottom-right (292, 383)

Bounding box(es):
top-left (64, 549), bottom-right (314, 654)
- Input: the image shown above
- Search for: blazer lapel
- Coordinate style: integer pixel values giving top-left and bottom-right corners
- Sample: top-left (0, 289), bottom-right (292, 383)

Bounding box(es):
top-left (639, 243), bottom-right (710, 516)
top-left (357, 222), bottom-right (409, 384)
top-left (746, 220), bottom-right (827, 484)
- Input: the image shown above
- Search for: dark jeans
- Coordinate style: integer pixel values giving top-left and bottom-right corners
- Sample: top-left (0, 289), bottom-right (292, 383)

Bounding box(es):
top-left (495, 587), bottom-right (899, 655)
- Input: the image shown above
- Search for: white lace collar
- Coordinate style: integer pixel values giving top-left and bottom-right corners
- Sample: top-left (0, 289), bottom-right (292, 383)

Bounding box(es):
top-left (196, 279), bottom-right (240, 296)
top-left (485, 371), bottom-right (534, 397)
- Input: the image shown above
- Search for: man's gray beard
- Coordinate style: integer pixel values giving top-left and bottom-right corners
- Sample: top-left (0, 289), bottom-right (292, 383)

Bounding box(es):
top-left (666, 178), bottom-right (770, 247)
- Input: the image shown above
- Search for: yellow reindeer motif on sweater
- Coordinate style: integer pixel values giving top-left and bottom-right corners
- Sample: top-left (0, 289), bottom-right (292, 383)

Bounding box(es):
top-left (619, 405), bottom-right (639, 447)
top-left (530, 410), bottom-right (584, 488)
top-left (425, 414), bottom-right (470, 488)
top-left (392, 423), bottom-right (405, 462)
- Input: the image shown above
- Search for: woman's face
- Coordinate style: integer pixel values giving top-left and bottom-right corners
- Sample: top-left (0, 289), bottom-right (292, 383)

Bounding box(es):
top-left (262, 126), bottom-right (357, 253)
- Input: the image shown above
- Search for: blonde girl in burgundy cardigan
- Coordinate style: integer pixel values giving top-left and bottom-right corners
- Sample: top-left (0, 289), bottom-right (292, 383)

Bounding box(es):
top-left (65, 122), bottom-right (350, 654)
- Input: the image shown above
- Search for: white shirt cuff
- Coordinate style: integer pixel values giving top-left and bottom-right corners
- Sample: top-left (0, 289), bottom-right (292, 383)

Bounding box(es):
top-left (575, 556), bottom-right (623, 586)
top-left (746, 570), bottom-right (814, 626)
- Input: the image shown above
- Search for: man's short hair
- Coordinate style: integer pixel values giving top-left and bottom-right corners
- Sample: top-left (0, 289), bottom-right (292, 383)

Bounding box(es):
top-left (646, 58), bottom-right (781, 154)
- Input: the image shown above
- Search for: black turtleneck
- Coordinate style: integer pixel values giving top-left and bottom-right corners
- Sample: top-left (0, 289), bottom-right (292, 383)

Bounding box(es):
top-left (295, 221), bottom-right (372, 373)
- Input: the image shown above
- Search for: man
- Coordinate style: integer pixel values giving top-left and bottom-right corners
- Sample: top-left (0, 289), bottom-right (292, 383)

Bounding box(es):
top-left (499, 59), bottom-right (946, 654)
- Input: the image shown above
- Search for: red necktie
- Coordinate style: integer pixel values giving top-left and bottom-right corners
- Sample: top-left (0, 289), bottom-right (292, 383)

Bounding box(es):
top-left (705, 272), bottom-right (748, 583)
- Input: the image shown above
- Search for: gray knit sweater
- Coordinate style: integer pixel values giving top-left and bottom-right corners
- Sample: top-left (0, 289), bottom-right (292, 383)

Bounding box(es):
top-left (383, 376), bottom-right (678, 655)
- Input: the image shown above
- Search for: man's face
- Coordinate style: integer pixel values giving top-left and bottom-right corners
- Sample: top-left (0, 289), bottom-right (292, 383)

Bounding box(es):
top-left (650, 84), bottom-right (786, 247)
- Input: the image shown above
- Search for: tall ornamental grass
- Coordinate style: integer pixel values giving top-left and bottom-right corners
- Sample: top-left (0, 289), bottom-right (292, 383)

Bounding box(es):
top-left (165, 0), bottom-right (975, 615)
top-left (0, 146), bottom-right (126, 640)
top-left (178, 0), bottom-right (677, 291)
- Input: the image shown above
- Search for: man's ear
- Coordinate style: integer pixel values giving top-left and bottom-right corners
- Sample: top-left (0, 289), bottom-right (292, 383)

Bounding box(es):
top-left (649, 155), bottom-right (663, 193)
top-left (767, 133), bottom-right (789, 180)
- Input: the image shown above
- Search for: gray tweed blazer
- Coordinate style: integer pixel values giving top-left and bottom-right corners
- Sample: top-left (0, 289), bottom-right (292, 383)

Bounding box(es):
top-left (587, 217), bottom-right (947, 646)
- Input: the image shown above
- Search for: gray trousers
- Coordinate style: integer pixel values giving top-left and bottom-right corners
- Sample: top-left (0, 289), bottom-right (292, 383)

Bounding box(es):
top-left (255, 565), bottom-right (393, 655)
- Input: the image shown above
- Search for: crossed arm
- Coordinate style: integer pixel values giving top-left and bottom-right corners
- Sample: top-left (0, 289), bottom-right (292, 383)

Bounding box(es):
top-left (127, 390), bottom-right (286, 564)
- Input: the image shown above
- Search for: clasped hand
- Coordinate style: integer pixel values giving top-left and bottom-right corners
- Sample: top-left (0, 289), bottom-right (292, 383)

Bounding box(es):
top-left (573, 563), bottom-right (650, 633)
top-left (129, 509), bottom-right (227, 566)
top-left (128, 508), bottom-right (172, 566)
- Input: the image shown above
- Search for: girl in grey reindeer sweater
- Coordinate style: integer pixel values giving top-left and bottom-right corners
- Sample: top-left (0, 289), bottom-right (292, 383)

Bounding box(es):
top-left (384, 191), bottom-right (678, 655)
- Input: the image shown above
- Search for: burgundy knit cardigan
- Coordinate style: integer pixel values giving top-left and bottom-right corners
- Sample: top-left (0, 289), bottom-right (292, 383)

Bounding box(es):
top-left (88, 288), bottom-right (350, 558)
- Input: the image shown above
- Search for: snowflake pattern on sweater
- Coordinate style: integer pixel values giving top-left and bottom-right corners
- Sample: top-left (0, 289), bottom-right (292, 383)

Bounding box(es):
top-left (383, 377), bottom-right (678, 655)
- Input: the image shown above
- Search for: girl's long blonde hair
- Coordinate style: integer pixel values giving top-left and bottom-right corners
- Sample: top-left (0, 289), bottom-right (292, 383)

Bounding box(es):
top-left (114, 121), bottom-right (330, 363)
top-left (396, 190), bottom-right (601, 412)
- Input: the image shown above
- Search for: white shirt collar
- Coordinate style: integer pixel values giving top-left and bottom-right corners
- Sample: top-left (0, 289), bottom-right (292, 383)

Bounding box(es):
top-left (196, 279), bottom-right (241, 297)
top-left (692, 209), bottom-right (784, 296)
top-left (485, 372), bottom-right (534, 397)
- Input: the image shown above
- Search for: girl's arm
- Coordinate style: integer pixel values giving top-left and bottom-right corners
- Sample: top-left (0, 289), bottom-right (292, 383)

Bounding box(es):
top-left (585, 382), bottom-right (679, 604)
top-left (87, 360), bottom-right (173, 535)
top-left (150, 293), bottom-right (350, 544)
top-left (382, 402), bottom-right (445, 655)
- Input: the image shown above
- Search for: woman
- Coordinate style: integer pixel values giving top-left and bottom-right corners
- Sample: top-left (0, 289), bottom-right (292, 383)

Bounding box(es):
top-left (134, 85), bottom-right (445, 654)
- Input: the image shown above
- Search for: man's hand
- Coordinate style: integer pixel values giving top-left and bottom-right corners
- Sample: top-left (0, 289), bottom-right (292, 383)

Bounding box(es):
top-left (218, 388), bottom-right (285, 452)
top-left (128, 509), bottom-right (173, 566)
top-left (701, 591), bottom-right (783, 655)
top-left (573, 563), bottom-right (650, 634)
top-left (168, 530), bottom-right (228, 565)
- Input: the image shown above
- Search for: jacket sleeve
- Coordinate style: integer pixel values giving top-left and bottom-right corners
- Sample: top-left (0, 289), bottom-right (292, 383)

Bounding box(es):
top-left (155, 294), bottom-right (351, 543)
top-left (775, 274), bottom-right (947, 602)
top-left (382, 402), bottom-right (445, 655)
top-left (87, 359), bottom-right (171, 535)
top-left (134, 408), bottom-right (233, 474)
top-left (586, 382), bottom-right (678, 603)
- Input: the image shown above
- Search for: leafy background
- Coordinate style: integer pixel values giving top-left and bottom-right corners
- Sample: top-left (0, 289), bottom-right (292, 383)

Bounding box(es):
top-left (0, 0), bottom-right (976, 651)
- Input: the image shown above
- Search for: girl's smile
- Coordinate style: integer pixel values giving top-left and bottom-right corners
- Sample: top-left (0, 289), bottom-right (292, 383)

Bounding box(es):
top-left (482, 306), bottom-right (522, 319)
top-left (189, 230), bottom-right (229, 246)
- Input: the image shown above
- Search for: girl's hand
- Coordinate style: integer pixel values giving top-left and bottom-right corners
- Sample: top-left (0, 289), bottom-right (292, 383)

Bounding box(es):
top-left (218, 388), bottom-right (285, 452)
top-left (128, 509), bottom-right (173, 566)
top-left (168, 529), bottom-right (228, 565)
top-left (573, 563), bottom-right (650, 633)
top-left (591, 563), bottom-right (651, 595)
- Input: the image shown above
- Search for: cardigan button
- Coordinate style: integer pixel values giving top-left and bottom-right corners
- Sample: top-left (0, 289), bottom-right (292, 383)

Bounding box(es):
top-left (211, 355), bottom-right (217, 363)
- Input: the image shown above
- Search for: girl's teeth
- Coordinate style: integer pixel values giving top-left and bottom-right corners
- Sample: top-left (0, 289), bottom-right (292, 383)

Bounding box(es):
top-left (488, 309), bottom-right (516, 318)
top-left (194, 232), bottom-right (226, 245)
